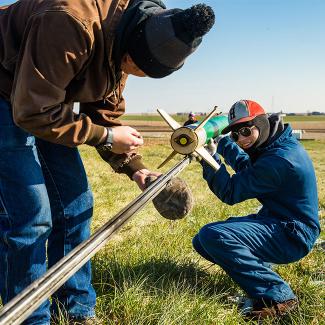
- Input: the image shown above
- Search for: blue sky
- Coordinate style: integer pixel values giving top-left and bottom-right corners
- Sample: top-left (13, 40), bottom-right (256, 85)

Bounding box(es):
top-left (1, 0), bottom-right (324, 114)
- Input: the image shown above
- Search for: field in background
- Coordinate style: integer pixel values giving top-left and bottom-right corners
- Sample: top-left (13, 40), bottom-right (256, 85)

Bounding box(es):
top-left (121, 114), bottom-right (325, 123)
top-left (121, 114), bottom-right (325, 140)
top-left (284, 116), bottom-right (325, 122)
top-left (77, 139), bottom-right (325, 325)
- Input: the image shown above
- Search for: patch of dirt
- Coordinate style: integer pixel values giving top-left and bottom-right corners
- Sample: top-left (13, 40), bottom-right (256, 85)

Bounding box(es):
top-left (123, 120), bottom-right (167, 127)
top-left (290, 121), bottom-right (325, 130)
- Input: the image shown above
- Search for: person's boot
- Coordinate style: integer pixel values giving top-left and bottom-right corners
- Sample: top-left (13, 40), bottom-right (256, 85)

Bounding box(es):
top-left (244, 298), bottom-right (298, 320)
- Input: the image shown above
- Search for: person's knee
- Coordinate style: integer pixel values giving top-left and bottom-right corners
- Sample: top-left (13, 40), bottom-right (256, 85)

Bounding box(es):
top-left (192, 233), bottom-right (216, 263)
top-left (6, 214), bottom-right (52, 250)
top-left (198, 223), bottom-right (225, 243)
top-left (64, 189), bottom-right (94, 220)
top-left (192, 234), bottom-right (202, 252)
top-left (197, 223), bottom-right (235, 255)
top-left (79, 188), bottom-right (94, 219)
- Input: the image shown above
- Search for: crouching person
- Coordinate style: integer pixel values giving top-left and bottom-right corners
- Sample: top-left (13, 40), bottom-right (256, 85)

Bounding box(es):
top-left (193, 100), bottom-right (320, 320)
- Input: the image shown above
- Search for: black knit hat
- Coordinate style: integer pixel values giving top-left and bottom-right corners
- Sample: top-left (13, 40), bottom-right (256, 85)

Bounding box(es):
top-left (127, 4), bottom-right (215, 78)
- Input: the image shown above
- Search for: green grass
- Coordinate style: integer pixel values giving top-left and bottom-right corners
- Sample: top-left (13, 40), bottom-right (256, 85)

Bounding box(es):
top-left (76, 139), bottom-right (325, 325)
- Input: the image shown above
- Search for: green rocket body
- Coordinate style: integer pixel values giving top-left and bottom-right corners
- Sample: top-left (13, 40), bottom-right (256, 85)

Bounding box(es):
top-left (186, 115), bottom-right (229, 144)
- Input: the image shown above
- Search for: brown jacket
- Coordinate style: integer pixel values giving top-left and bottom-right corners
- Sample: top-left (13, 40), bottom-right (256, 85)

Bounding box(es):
top-left (0, 0), bottom-right (131, 147)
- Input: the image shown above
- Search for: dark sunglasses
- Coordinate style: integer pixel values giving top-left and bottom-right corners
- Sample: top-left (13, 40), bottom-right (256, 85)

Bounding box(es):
top-left (231, 126), bottom-right (255, 142)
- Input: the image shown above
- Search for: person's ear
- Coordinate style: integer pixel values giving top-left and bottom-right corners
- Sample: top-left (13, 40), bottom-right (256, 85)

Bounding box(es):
top-left (121, 53), bottom-right (146, 77)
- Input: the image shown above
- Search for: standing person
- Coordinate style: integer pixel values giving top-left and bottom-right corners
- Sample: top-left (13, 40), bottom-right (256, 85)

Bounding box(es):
top-left (0, 1), bottom-right (215, 324)
top-left (193, 100), bottom-right (320, 320)
top-left (184, 112), bottom-right (198, 126)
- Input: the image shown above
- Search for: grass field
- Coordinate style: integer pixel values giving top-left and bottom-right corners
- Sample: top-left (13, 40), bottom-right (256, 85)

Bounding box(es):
top-left (76, 139), bottom-right (325, 325)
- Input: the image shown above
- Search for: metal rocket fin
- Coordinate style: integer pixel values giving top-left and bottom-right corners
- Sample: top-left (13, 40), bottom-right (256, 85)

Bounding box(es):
top-left (158, 150), bottom-right (178, 169)
top-left (193, 106), bottom-right (219, 132)
top-left (195, 146), bottom-right (220, 170)
top-left (157, 109), bottom-right (181, 131)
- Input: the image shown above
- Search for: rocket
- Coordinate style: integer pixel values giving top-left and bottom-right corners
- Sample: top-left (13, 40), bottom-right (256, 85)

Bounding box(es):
top-left (157, 107), bottom-right (229, 170)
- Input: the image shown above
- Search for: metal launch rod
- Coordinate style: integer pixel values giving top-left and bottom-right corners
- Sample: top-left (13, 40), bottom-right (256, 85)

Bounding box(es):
top-left (0, 157), bottom-right (191, 325)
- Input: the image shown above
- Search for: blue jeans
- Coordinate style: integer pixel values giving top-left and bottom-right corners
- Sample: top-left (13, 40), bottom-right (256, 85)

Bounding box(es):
top-left (193, 214), bottom-right (319, 302)
top-left (0, 99), bottom-right (96, 324)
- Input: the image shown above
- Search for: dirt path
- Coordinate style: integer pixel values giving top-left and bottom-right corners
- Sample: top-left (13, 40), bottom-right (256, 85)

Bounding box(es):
top-left (124, 120), bottom-right (325, 140)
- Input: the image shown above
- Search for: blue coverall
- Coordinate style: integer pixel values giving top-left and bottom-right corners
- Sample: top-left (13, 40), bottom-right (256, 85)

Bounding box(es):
top-left (193, 124), bottom-right (320, 302)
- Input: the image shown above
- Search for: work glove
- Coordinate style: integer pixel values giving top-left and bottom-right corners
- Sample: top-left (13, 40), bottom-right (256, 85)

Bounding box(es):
top-left (190, 137), bottom-right (223, 167)
top-left (145, 176), bottom-right (194, 220)
top-left (206, 135), bottom-right (228, 154)
top-left (205, 138), bottom-right (217, 156)
top-left (190, 137), bottom-right (218, 161)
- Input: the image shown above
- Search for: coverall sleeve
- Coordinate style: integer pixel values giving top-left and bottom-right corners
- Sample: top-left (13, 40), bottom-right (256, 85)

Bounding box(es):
top-left (202, 154), bottom-right (284, 205)
top-left (11, 11), bottom-right (106, 147)
top-left (217, 136), bottom-right (251, 172)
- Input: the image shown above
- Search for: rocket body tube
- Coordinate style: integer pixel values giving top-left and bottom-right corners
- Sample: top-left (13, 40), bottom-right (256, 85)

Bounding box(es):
top-left (171, 115), bottom-right (228, 155)
top-left (186, 115), bottom-right (229, 143)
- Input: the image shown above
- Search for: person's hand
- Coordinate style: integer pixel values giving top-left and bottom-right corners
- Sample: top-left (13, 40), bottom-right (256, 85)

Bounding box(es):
top-left (189, 139), bottom-right (217, 162)
top-left (205, 138), bottom-right (217, 156)
top-left (132, 169), bottom-right (162, 191)
top-left (189, 152), bottom-right (200, 162)
top-left (111, 126), bottom-right (144, 154)
top-left (204, 135), bottom-right (227, 156)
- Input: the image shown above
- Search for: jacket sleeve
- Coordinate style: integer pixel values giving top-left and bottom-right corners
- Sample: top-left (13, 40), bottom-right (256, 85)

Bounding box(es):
top-left (96, 149), bottom-right (147, 179)
top-left (11, 11), bottom-right (106, 147)
top-left (202, 154), bottom-right (285, 205)
top-left (80, 76), bottom-right (147, 179)
top-left (79, 73), bottom-right (128, 127)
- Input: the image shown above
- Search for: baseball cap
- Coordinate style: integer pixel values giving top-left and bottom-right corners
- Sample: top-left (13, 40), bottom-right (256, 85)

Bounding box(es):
top-left (222, 100), bottom-right (266, 134)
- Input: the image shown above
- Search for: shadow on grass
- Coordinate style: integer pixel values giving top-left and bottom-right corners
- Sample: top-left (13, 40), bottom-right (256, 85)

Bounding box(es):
top-left (91, 257), bottom-right (322, 324)
top-left (92, 255), bottom-right (235, 300)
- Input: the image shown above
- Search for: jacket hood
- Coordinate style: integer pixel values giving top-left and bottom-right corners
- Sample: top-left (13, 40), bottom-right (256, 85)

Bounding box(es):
top-left (247, 113), bottom-right (285, 161)
top-left (267, 113), bottom-right (285, 143)
top-left (258, 119), bottom-right (291, 156)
